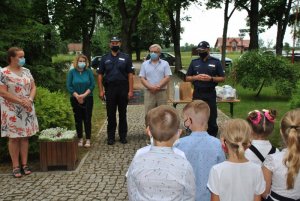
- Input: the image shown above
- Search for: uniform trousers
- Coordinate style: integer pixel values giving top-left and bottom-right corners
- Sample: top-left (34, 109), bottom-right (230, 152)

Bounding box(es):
top-left (70, 96), bottom-right (93, 139)
top-left (105, 82), bottom-right (129, 141)
top-left (193, 88), bottom-right (218, 137)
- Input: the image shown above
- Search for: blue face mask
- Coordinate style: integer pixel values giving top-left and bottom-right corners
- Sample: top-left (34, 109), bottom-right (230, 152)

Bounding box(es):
top-left (150, 52), bottom-right (159, 60)
top-left (78, 62), bottom-right (86, 69)
top-left (18, 58), bottom-right (25, 67)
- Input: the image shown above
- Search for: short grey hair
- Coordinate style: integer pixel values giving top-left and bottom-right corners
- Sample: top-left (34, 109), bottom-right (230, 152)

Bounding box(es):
top-left (149, 44), bottom-right (162, 52)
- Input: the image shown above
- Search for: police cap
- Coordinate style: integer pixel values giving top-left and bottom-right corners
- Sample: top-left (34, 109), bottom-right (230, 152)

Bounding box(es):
top-left (110, 36), bottom-right (121, 42)
top-left (197, 41), bottom-right (210, 50)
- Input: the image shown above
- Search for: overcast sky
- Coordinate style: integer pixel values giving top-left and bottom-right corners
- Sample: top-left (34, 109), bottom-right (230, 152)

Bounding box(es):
top-left (180, 4), bottom-right (294, 48)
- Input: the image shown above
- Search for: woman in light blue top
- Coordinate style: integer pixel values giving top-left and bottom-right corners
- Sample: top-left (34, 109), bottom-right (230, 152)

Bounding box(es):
top-left (67, 54), bottom-right (95, 148)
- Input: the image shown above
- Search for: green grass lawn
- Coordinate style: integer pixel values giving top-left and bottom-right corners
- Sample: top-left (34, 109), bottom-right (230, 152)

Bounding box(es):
top-left (218, 85), bottom-right (290, 148)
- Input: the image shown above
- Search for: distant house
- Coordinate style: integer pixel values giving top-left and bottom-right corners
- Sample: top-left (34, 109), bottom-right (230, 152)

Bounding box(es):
top-left (214, 37), bottom-right (250, 52)
top-left (67, 43), bottom-right (82, 54)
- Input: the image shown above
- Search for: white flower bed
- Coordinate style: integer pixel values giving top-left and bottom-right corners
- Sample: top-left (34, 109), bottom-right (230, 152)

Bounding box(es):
top-left (39, 127), bottom-right (76, 141)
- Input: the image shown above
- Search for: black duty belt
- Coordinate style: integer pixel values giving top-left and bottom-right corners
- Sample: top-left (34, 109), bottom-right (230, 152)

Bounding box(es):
top-left (106, 80), bottom-right (128, 86)
top-left (268, 191), bottom-right (300, 201)
top-left (195, 87), bottom-right (215, 93)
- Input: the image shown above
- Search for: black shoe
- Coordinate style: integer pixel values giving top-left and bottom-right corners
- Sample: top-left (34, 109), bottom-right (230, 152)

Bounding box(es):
top-left (120, 138), bottom-right (128, 144)
top-left (107, 139), bottom-right (115, 145)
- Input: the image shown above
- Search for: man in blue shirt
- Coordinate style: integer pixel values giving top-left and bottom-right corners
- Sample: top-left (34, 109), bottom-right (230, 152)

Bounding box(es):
top-left (139, 44), bottom-right (172, 115)
top-left (175, 100), bottom-right (225, 201)
top-left (97, 37), bottom-right (134, 145)
top-left (186, 41), bottom-right (225, 137)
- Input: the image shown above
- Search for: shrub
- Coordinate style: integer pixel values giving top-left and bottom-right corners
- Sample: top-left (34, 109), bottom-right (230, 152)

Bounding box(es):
top-left (290, 82), bottom-right (300, 109)
top-left (234, 51), bottom-right (299, 97)
top-left (0, 87), bottom-right (74, 161)
top-left (35, 87), bottom-right (74, 131)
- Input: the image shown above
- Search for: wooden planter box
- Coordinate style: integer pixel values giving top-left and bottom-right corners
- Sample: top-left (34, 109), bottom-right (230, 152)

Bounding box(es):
top-left (39, 140), bottom-right (78, 171)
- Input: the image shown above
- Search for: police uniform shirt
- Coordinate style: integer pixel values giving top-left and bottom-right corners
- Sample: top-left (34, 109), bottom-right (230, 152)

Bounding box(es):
top-left (187, 56), bottom-right (224, 89)
top-left (97, 52), bottom-right (134, 84)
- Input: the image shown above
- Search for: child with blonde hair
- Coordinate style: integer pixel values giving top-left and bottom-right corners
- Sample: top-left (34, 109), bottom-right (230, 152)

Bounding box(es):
top-left (262, 109), bottom-right (300, 201)
top-left (245, 109), bottom-right (279, 165)
top-left (127, 105), bottom-right (195, 201)
top-left (175, 100), bottom-right (225, 201)
top-left (207, 119), bottom-right (265, 201)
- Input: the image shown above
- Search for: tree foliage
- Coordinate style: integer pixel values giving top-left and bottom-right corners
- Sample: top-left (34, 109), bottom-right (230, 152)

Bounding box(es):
top-left (0, 0), bottom-right (60, 65)
top-left (234, 51), bottom-right (299, 97)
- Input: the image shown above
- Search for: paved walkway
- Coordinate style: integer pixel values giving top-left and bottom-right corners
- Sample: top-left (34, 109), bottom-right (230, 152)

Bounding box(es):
top-left (0, 62), bottom-right (230, 200)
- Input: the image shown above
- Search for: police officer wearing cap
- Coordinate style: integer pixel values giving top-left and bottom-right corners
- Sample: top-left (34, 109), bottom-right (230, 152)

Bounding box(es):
top-left (97, 36), bottom-right (134, 145)
top-left (186, 41), bottom-right (225, 137)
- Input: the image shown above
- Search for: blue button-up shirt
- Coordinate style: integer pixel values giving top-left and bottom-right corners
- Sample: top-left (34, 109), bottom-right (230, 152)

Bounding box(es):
top-left (127, 146), bottom-right (196, 201)
top-left (175, 131), bottom-right (226, 201)
top-left (139, 59), bottom-right (172, 90)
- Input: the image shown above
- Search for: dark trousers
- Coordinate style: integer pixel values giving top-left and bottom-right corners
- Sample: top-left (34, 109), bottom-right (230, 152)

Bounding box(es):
top-left (193, 89), bottom-right (218, 137)
top-left (105, 83), bottom-right (129, 141)
top-left (70, 96), bottom-right (93, 139)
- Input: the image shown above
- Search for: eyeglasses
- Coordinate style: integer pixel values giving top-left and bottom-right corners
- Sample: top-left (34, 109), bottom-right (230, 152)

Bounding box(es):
top-left (150, 51), bottom-right (159, 54)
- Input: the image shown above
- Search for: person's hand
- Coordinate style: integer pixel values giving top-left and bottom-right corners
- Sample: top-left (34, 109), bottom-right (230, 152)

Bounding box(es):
top-left (20, 98), bottom-right (32, 111)
top-left (77, 95), bottom-right (85, 104)
top-left (200, 74), bottom-right (212, 81)
top-left (99, 91), bottom-right (105, 101)
top-left (149, 85), bottom-right (160, 94)
top-left (194, 74), bottom-right (211, 81)
top-left (128, 91), bottom-right (134, 99)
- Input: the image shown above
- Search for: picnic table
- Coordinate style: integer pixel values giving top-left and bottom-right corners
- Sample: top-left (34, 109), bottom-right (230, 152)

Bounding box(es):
top-left (169, 82), bottom-right (240, 117)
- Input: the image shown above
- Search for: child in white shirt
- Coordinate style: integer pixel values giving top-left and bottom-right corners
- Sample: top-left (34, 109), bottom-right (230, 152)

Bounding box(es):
top-left (262, 109), bottom-right (300, 201)
top-left (127, 105), bottom-right (195, 201)
top-left (207, 119), bottom-right (265, 201)
top-left (245, 109), bottom-right (279, 165)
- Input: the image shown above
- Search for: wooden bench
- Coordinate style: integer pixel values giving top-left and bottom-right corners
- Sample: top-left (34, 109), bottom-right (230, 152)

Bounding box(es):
top-left (169, 82), bottom-right (240, 117)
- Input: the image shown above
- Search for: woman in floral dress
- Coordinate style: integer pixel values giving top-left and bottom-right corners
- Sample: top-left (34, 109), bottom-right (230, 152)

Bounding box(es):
top-left (0, 47), bottom-right (39, 178)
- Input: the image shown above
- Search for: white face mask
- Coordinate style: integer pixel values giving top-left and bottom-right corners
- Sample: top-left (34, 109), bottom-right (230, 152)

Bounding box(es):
top-left (78, 62), bottom-right (86, 69)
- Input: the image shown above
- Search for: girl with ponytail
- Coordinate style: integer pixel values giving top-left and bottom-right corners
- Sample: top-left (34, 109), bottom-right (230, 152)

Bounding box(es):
top-left (245, 109), bottom-right (279, 165)
top-left (207, 119), bottom-right (265, 201)
top-left (262, 109), bottom-right (300, 201)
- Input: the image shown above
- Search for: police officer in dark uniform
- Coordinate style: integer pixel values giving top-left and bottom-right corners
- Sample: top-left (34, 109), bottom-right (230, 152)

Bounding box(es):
top-left (97, 37), bottom-right (134, 145)
top-left (186, 41), bottom-right (225, 137)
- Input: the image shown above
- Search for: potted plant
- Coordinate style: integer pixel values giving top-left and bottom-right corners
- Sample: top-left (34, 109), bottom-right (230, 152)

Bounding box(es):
top-left (39, 127), bottom-right (78, 171)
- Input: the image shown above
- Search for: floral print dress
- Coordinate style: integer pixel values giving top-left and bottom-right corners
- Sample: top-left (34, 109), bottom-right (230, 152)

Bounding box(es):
top-left (0, 67), bottom-right (39, 138)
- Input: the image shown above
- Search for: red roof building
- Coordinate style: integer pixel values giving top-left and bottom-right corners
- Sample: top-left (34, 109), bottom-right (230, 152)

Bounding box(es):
top-left (67, 43), bottom-right (83, 54)
top-left (214, 37), bottom-right (250, 52)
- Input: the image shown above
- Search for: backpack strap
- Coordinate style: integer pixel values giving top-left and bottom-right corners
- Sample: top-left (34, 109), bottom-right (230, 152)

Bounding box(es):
top-left (268, 146), bottom-right (276, 155)
top-left (249, 145), bottom-right (265, 162)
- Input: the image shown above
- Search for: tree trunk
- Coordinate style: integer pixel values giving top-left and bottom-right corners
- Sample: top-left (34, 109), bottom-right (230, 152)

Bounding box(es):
top-left (167, 6), bottom-right (182, 72)
top-left (276, 0), bottom-right (293, 55)
top-left (221, 0), bottom-right (230, 70)
top-left (255, 79), bottom-right (265, 97)
top-left (118, 0), bottom-right (143, 57)
top-left (82, 26), bottom-right (91, 63)
top-left (249, 0), bottom-right (259, 50)
top-left (276, 20), bottom-right (284, 55)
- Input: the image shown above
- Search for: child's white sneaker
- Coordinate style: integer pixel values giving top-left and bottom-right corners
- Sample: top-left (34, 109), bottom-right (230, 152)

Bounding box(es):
top-left (78, 138), bottom-right (83, 147)
top-left (84, 140), bottom-right (91, 148)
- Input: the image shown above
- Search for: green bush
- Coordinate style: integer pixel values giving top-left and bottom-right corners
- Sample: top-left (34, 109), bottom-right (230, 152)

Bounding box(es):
top-left (290, 82), bottom-right (300, 109)
top-left (234, 51), bottom-right (299, 97)
top-left (35, 87), bottom-right (74, 131)
top-left (0, 87), bottom-right (74, 161)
